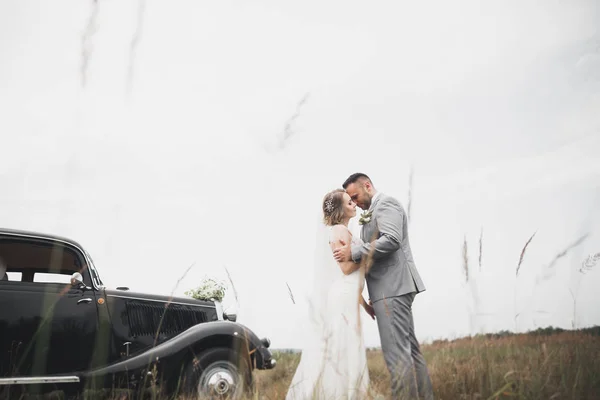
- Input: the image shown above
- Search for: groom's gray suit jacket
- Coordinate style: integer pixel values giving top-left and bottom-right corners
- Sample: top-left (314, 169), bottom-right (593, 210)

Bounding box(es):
top-left (351, 192), bottom-right (426, 302)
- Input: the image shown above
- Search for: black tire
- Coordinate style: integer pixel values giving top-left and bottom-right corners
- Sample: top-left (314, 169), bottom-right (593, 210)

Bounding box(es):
top-left (180, 347), bottom-right (252, 399)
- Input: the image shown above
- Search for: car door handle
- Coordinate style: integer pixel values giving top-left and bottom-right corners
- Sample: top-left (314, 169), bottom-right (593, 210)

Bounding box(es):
top-left (77, 298), bottom-right (93, 304)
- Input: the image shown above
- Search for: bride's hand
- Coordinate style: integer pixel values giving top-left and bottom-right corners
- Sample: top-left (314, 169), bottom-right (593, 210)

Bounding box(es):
top-left (363, 303), bottom-right (376, 320)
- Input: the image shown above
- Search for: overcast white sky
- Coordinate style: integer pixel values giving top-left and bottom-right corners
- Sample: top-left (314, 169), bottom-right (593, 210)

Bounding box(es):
top-left (1, 0), bottom-right (599, 348)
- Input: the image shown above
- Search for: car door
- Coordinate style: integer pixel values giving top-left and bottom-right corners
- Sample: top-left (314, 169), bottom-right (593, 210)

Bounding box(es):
top-left (0, 239), bottom-right (100, 377)
top-left (0, 275), bottom-right (100, 376)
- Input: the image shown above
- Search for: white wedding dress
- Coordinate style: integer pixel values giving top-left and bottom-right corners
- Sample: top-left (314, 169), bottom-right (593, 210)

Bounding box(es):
top-left (285, 225), bottom-right (369, 400)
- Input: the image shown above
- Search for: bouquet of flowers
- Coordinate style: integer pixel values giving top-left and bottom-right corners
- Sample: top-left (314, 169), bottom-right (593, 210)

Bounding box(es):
top-left (185, 277), bottom-right (227, 302)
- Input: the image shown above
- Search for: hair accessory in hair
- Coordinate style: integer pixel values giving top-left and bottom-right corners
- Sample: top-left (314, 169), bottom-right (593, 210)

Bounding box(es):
top-left (324, 195), bottom-right (335, 213)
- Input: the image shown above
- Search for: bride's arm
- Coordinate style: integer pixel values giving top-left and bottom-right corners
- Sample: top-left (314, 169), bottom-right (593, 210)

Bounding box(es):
top-left (330, 225), bottom-right (360, 275)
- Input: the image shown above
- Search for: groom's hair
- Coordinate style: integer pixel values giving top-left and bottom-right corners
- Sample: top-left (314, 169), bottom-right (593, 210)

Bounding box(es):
top-left (342, 173), bottom-right (373, 189)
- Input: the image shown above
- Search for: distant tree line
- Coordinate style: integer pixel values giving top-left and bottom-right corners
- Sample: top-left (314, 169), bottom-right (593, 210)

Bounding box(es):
top-left (271, 326), bottom-right (600, 352)
top-left (429, 325), bottom-right (600, 345)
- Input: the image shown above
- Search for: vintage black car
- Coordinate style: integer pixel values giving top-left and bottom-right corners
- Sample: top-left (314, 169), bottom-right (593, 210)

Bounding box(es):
top-left (0, 228), bottom-right (275, 398)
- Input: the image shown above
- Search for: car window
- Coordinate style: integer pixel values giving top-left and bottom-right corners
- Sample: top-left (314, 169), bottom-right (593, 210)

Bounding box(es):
top-left (33, 272), bottom-right (72, 284)
top-left (1, 238), bottom-right (90, 286)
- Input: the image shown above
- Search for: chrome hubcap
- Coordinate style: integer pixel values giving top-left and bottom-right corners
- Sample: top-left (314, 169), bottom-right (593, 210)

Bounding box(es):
top-left (199, 363), bottom-right (239, 397)
top-left (208, 370), bottom-right (234, 395)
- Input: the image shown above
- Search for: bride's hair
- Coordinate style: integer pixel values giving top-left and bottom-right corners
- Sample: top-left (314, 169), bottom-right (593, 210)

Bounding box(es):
top-left (322, 189), bottom-right (346, 226)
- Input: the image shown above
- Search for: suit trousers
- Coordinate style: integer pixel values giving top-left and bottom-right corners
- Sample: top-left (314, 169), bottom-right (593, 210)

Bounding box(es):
top-left (372, 293), bottom-right (433, 399)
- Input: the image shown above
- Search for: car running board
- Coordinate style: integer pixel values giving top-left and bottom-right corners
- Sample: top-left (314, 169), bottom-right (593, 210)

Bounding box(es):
top-left (0, 376), bottom-right (80, 385)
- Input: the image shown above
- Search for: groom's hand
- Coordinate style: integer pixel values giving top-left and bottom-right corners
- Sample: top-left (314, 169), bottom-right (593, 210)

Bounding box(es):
top-left (333, 239), bottom-right (352, 262)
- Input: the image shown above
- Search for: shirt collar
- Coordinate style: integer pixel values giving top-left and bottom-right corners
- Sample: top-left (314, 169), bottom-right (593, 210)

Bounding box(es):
top-left (368, 191), bottom-right (381, 212)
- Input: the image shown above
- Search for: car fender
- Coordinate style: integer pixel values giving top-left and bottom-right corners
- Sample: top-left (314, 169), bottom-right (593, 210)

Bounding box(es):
top-left (80, 321), bottom-right (272, 385)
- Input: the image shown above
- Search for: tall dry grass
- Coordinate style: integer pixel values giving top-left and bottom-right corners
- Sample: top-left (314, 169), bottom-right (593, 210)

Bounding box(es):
top-left (251, 328), bottom-right (600, 400)
top-left (15, 327), bottom-right (600, 399)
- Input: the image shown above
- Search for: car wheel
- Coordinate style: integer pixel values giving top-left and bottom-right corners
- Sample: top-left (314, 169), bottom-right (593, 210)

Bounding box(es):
top-left (182, 347), bottom-right (252, 399)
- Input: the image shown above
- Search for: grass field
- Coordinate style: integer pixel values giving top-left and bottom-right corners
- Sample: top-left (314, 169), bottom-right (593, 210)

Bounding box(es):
top-left (252, 327), bottom-right (600, 400)
top-left (7, 327), bottom-right (600, 400)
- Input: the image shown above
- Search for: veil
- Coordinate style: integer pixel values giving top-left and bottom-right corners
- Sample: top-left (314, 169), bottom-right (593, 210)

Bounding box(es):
top-left (286, 210), bottom-right (339, 399)
top-left (306, 216), bottom-right (338, 333)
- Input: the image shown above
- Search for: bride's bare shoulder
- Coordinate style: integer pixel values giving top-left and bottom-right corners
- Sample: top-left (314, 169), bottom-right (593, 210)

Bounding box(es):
top-left (330, 224), bottom-right (352, 239)
top-left (330, 224), bottom-right (349, 231)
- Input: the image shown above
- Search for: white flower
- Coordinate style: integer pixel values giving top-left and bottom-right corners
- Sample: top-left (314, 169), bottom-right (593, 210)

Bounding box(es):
top-left (359, 210), bottom-right (373, 225)
top-left (185, 277), bottom-right (227, 302)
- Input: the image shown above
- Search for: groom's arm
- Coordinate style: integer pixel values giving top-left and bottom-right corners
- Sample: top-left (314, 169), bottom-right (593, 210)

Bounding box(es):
top-left (351, 197), bottom-right (404, 263)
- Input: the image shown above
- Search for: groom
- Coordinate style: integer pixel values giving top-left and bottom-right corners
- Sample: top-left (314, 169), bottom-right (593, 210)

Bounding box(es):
top-left (333, 173), bottom-right (433, 399)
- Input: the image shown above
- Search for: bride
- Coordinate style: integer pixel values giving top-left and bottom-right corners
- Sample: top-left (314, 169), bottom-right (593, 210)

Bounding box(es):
top-left (285, 189), bottom-right (376, 400)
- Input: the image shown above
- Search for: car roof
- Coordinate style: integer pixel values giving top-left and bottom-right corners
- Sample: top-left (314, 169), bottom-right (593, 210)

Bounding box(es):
top-left (0, 227), bottom-right (86, 249)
